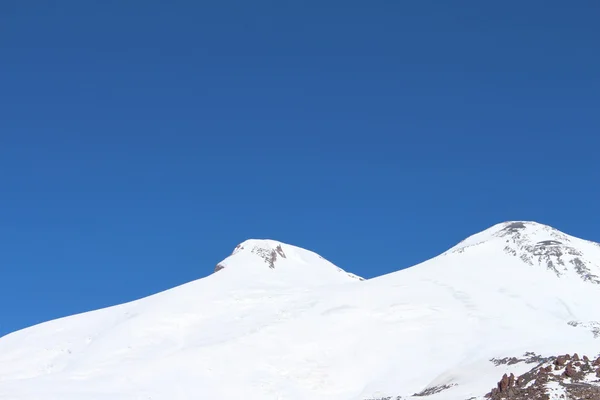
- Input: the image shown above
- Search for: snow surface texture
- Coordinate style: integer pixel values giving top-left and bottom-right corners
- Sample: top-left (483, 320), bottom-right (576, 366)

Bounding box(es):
top-left (1, 221), bottom-right (600, 400)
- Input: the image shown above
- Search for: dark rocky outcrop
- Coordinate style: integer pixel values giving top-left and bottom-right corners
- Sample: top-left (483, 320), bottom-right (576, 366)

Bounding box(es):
top-left (486, 352), bottom-right (600, 400)
top-left (491, 352), bottom-right (550, 366)
top-left (413, 384), bottom-right (455, 396)
top-left (214, 263), bottom-right (226, 272)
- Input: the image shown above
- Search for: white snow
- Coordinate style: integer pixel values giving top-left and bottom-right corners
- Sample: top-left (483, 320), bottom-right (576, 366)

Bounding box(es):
top-left (545, 381), bottom-right (568, 400)
top-left (1, 221), bottom-right (599, 400)
top-left (215, 239), bottom-right (364, 285)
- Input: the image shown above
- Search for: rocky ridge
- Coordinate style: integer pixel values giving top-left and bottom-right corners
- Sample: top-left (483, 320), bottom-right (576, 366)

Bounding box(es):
top-left (486, 352), bottom-right (600, 399)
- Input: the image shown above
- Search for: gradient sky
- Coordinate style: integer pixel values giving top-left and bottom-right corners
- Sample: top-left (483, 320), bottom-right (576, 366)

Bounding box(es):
top-left (1, 1), bottom-right (599, 336)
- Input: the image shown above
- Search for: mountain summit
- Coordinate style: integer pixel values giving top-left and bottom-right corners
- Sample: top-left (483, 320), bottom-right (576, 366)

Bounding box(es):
top-left (1, 222), bottom-right (599, 400)
top-left (213, 238), bottom-right (364, 283)
top-left (445, 221), bottom-right (600, 284)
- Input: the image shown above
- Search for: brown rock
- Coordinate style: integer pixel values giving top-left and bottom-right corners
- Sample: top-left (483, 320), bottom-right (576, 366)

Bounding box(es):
top-left (498, 373), bottom-right (510, 392)
top-left (487, 354), bottom-right (600, 400)
top-left (583, 355), bottom-right (590, 362)
top-left (537, 372), bottom-right (549, 384)
top-left (555, 355), bottom-right (568, 366)
top-left (508, 373), bottom-right (515, 387)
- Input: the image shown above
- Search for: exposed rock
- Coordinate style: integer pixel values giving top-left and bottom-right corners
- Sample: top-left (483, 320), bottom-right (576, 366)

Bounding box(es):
top-left (491, 357), bottom-right (520, 366)
top-left (447, 221), bottom-right (600, 285)
top-left (494, 222), bottom-right (600, 284)
top-left (564, 363), bottom-right (576, 378)
top-left (214, 263), bottom-right (226, 272)
top-left (219, 242), bottom-right (289, 270)
top-left (491, 352), bottom-right (550, 366)
top-left (413, 384), bottom-right (455, 396)
top-left (486, 351), bottom-right (600, 400)
top-left (274, 244), bottom-right (286, 259)
top-left (542, 365), bottom-right (553, 373)
top-left (365, 396), bottom-right (402, 400)
top-left (555, 355), bottom-right (568, 366)
top-left (502, 222), bottom-right (527, 233)
top-left (362, 396), bottom-right (402, 400)
top-left (254, 245), bottom-right (285, 269)
top-left (497, 373), bottom-right (510, 393)
top-left (568, 321), bottom-right (600, 338)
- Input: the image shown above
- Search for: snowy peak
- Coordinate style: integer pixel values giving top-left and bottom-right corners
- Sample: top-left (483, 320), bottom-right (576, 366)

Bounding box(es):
top-left (446, 221), bottom-right (600, 284)
top-left (215, 239), bottom-right (288, 271)
top-left (214, 239), bottom-right (364, 283)
top-left (2, 225), bottom-right (600, 400)
top-left (449, 221), bottom-right (567, 250)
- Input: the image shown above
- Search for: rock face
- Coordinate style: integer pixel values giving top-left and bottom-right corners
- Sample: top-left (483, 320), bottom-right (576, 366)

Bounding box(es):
top-left (485, 353), bottom-right (600, 400)
top-left (496, 373), bottom-right (515, 395)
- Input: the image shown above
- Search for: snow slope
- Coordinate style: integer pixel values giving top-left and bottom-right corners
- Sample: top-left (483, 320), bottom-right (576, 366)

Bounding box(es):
top-left (1, 221), bottom-right (599, 400)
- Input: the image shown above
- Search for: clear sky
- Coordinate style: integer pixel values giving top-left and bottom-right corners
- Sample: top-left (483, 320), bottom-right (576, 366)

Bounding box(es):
top-left (1, 1), bottom-right (599, 336)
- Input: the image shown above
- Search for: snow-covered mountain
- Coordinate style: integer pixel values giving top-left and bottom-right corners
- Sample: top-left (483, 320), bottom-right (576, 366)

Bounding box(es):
top-left (214, 239), bottom-right (364, 283)
top-left (1, 221), bottom-right (599, 400)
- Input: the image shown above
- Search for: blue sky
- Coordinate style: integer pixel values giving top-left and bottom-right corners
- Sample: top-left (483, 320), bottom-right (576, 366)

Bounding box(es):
top-left (1, 1), bottom-right (599, 336)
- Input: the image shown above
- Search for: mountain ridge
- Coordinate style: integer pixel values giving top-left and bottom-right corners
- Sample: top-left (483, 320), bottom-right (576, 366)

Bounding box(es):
top-left (1, 220), bottom-right (599, 400)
